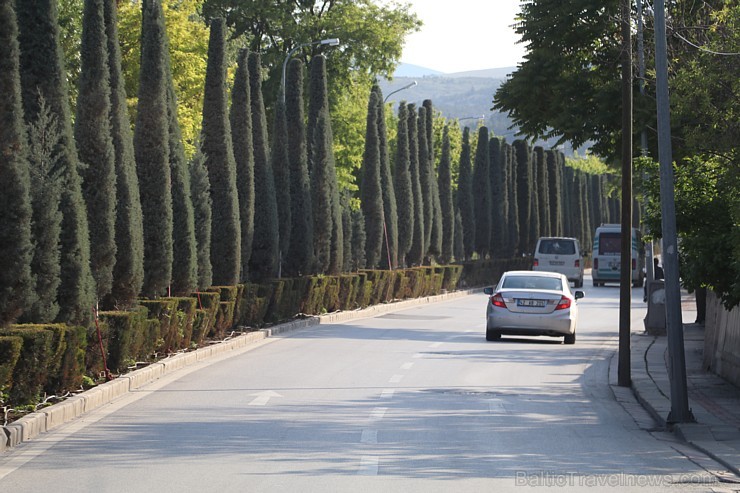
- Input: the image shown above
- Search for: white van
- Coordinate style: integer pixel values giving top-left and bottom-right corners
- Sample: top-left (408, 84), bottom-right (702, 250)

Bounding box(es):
top-left (591, 224), bottom-right (644, 287)
top-left (532, 237), bottom-right (585, 287)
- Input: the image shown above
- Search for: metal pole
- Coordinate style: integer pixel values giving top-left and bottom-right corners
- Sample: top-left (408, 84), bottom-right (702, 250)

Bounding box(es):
top-left (653, 0), bottom-right (694, 423)
top-left (618, 0), bottom-right (633, 387)
top-left (636, 0), bottom-right (655, 285)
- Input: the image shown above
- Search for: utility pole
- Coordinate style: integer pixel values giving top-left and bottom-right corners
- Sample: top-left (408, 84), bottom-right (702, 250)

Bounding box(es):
top-left (618, 0), bottom-right (633, 387)
top-left (653, 0), bottom-right (694, 423)
top-left (637, 0), bottom-right (655, 283)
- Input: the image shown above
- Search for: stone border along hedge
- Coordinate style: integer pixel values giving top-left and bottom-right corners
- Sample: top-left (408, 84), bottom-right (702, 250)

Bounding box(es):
top-left (1, 287), bottom-right (481, 452)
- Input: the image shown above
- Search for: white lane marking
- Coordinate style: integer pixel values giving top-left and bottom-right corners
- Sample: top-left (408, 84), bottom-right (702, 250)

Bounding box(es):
top-left (380, 389), bottom-right (395, 399)
top-left (412, 353), bottom-right (423, 359)
top-left (429, 342), bottom-right (443, 348)
top-left (389, 374), bottom-right (404, 383)
top-left (488, 399), bottom-right (507, 414)
top-left (357, 456), bottom-right (379, 476)
top-left (248, 390), bottom-right (283, 406)
top-left (361, 429), bottom-right (378, 444)
top-left (370, 407), bottom-right (387, 420)
top-left (400, 362), bottom-right (414, 370)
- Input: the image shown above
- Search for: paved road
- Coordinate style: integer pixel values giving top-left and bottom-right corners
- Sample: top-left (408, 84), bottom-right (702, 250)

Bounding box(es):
top-left (0, 275), bottom-right (734, 492)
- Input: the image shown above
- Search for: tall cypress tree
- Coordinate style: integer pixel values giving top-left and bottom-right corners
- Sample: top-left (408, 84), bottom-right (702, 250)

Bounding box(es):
top-left (0, 0), bottom-right (34, 325)
top-left (132, 0), bottom-right (172, 298)
top-left (309, 55), bottom-right (342, 275)
top-left (104, 0), bottom-right (144, 308)
top-left (285, 58), bottom-right (313, 276)
top-left (513, 139), bottom-right (532, 254)
top-left (17, 0), bottom-right (95, 323)
top-left (360, 89), bottom-right (384, 269)
top-left (189, 143), bottom-right (212, 290)
top-left (393, 102), bottom-right (413, 267)
top-left (489, 136), bottom-right (506, 257)
top-left (457, 127), bottom-right (475, 260)
top-left (535, 146), bottom-right (550, 238)
top-left (505, 142), bottom-right (520, 256)
top-left (271, 97), bottom-right (291, 275)
top-left (76, 0), bottom-right (116, 301)
top-left (423, 100), bottom-right (443, 260)
top-left (437, 126), bottom-right (454, 265)
top-left (201, 18), bottom-right (240, 286)
top-left (453, 206), bottom-right (465, 263)
top-left (311, 107), bottom-right (335, 274)
top-left (472, 126), bottom-right (491, 258)
top-left (417, 106), bottom-right (433, 255)
top-left (166, 75), bottom-right (197, 295)
top-left (230, 49), bottom-right (254, 282)
top-left (351, 207), bottom-right (367, 272)
top-left (341, 192), bottom-right (353, 272)
top-left (546, 149), bottom-right (562, 237)
top-left (407, 104), bottom-right (425, 266)
top-left (374, 85), bottom-right (398, 270)
top-left (529, 146), bottom-right (541, 247)
top-left (563, 166), bottom-right (576, 237)
top-left (248, 52), bottom-right (279, 281)
top-left (22, 100), bottom-right (61, 323)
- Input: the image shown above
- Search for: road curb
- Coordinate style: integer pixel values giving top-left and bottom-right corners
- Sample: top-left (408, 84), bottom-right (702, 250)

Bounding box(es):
top-left (1, 287), bottom-right (482, 451)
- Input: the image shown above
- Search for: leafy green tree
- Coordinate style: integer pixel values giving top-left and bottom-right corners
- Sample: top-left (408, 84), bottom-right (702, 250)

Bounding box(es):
top-left (104, 0), bottom-right (144, 308)
top-left (17, 0), bottom-right (95, 324)
top-left (493, 0), bottom-right (623, 160)
top-left (375, 85), bottom-right (398, 269)
top-left (407, 104), bottom-right (425, 266)
top-left (189, 143), bottom-right (212, 290)
top-left (457, 127), bottom-right (475, 260)
top-left (201, 18), bottom-right (240, 286)
top-left (0, 0), bottom-right (34, 325)
top-left (504, 142), bottom-right (519, 256)
top-left (132, 0), bottom-right (172, 298)
top-left (489, 136), bottom-right (507, 257)
top-left (230, 49), bottom-right (254, 282)
top-left (360, 89), bottom-right (384, 269)
top-left (248, 52), bottom-right (279, 281)
top-left (271, 97), bottom-right (291, 275)
top-left (202, 0), bottom-right (420, 110)
top-left (76, 0), bottom-right (116, 301)
top-left (285, 58), bottom-right (313, 277)
top-left (22, 100), bottom-right (62, 323)
top-left (437, 126), bottom-right (454, 264)
top-left (472, 126), bottom-right (491, 258)
top-left (393, 102), bottom-right (413, 266)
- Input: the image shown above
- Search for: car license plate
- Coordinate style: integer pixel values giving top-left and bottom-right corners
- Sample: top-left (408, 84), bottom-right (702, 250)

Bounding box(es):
top-left (517, 299), bottom-right (546, 307)
top-left (550, 261), bottom-right (565, 265)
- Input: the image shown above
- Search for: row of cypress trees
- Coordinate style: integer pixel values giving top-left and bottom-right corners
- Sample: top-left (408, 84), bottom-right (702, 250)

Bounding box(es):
top-left (0, 0), bottom-right (356, 329)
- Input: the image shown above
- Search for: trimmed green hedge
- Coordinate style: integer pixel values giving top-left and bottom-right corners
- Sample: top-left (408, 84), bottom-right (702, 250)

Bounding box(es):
top-left (1, 260), bottom-right (525, 409)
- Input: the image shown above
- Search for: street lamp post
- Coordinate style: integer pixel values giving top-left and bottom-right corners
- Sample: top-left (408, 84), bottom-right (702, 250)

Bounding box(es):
top-left (458, 115), bottom-right (485, 127)
top-left (383, 80), bottom-right (417, 104)
top-left (281, 38), bottom-right (340, 103)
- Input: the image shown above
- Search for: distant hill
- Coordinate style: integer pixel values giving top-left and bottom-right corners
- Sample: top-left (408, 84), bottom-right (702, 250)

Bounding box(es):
top-left (381, 66), bottom-right (585, 155)
top-left (394, 63), bottom-right (444, 78)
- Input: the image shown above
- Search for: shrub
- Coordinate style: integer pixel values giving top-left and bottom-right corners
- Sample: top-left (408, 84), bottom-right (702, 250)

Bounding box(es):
top-left (0, 336), bottom-right (23, 393)
top-left (0, 326), bottom-right (52, 405)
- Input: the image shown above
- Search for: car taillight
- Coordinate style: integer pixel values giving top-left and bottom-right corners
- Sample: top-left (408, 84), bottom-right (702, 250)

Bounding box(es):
top-left (555, 296), bottom-right (571, 310)
top-left (594, 258), bottom-right (599, 270)
top-left (491, 294), bottom-right (506, 308)
top-left (533, 258), bottom-right (539, 267)
top-left (574, 259), bottom-right (580, 268)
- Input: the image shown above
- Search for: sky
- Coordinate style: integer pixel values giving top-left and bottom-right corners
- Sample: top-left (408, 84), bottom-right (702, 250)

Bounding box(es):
top-left (399, 0), bottom-right (526, 73)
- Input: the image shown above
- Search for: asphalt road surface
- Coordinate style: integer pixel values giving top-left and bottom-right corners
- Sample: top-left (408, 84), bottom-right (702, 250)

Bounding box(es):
top-left (0, 274), bottom-right (734, 492)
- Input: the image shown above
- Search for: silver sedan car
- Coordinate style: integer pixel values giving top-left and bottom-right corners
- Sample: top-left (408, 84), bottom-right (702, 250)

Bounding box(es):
top-left (483, 270), bottom-right (584, 344)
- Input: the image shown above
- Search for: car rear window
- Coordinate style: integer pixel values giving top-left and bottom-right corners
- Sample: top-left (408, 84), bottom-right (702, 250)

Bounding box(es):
top-left (538, 239), bottom-right (576, 255)
top-left (502, 276), bottom-right (563, 291)
top-left (598, 232), bottom-right (621, 254)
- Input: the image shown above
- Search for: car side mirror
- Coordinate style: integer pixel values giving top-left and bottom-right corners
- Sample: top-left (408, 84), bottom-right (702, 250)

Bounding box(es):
top-left (574, 291), bottom-right (585, 300)
top-left (483, 287), bottom-right (494, 295)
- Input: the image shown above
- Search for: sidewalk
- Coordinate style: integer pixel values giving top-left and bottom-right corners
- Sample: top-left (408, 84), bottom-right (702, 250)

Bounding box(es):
top-left (631, 299), bottom-right (740, 476)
